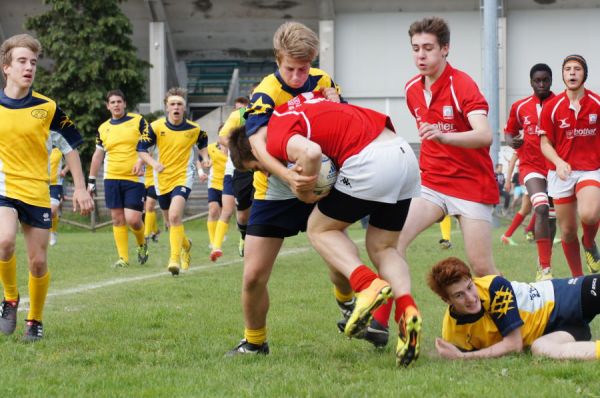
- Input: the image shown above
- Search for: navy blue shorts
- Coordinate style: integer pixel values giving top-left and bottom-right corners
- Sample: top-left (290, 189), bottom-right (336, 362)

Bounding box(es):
top-left (208, 188), bottom-right (222, 206)
top-left (157, 186), bottom-right (191, 210)
top-left (49, 185), bottom-right (63, 204)
top-left (247, 198), bottom-right (314, 238)
top-left (104, 179), bottom-right (145, 211)
top-left (0, 195), bottom-right (51, 229)
top-left (146, 185), bottom-right (157, 200)
top-left (223, 174), bottom-right (234, 196)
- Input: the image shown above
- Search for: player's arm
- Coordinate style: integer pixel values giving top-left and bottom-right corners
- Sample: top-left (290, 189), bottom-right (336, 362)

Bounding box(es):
top-left (435, 328), bottom-right (523, 360)
top-left (540, 135), bottom-right (571, 180)
top-left (421, 113), bottom-right (492, 148)
top-left (64, 149), bottom-right (95, 215)
top-left (249, 126), bottom-right (317, 191)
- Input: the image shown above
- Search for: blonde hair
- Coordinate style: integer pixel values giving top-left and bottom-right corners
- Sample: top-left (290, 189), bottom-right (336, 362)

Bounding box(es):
top-left (163, 87), bottom-right (187, 104)
top-left (273, 22), bottom-right (319, 64)
top-left (1, 34), bottom-right (42, 80)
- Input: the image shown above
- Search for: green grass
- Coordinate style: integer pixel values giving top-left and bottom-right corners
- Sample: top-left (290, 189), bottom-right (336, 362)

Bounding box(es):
top-left (1, 217), bottom-right (600, 397)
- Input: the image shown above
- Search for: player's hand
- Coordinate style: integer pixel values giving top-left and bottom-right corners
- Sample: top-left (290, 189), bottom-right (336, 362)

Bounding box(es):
top-left (556, 160), bottom-right (571, 180)
top-left (285, 164), bottom-right (317, 192)
top-left (72, 187), bottom-right (95, 216)
top-left (418, 122), bottom-right (445, 143)
top-left (321, 87), bottom-right (340, 103)
top-left (87, 177), bottom-right (97, 196)
top-left (154, 162), bottom-right (165, 173)
top-left (435, 337), bottom-right (464, 360)
top-left (510, 136), bottom-right (524, 149)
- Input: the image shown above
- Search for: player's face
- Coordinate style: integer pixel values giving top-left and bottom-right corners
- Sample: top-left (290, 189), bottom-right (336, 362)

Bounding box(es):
top-left (3, 46), bottom-right (37, 90)
top-left (106, 95), bottom-right (126, 119)
top-left (166, 96), bottom-right (186, 124)
top-left (277, 55), bottom-right (311, 89)
top-left (444, 278), bottom-right (482, 315)
top-left (411, 33), bottom-right (448, 78)
top-left (562, 61), bottom-right (585, 91)
top-left (530, 71), bottom-right (552, 100)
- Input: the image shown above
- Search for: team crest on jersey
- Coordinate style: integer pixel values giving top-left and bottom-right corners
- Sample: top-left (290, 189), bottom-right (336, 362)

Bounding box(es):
top-left (31, 109), bottom-right (48, 119)
top-left (590, 114), bottom-right (597, 124)
top-left (489, 286), bottom-right (515, 318)
top-left (443, 106), bottom-right (454, 120)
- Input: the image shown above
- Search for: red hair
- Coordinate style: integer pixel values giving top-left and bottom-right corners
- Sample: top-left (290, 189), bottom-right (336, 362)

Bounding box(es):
top-left (427, 257), bottom-right (472, 301)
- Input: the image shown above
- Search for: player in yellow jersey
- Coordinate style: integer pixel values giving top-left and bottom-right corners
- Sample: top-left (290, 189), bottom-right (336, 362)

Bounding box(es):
top-left (216, 96), bottom-right (253, 259)
top-left (137, 87), bottom-right (209, 275)
top-left (227, 22), bottom-right (360, 356)
top-left (143, 164), bottom-right (161, 243)
top-left (206, 142), bottom-right (227, 249)
top-left (48, 146), bottom-right (69, 246)
top-left (0, 34), bottom-right (93, 341)
top-left (428, 257), bottom-right (600, 360)
top-left (88, 90), bottom-right (149, 268)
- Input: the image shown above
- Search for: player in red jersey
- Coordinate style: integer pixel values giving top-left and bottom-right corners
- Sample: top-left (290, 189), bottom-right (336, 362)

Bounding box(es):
top-left (228, 93), bottom-right (423, 366)
top-left (503, 63), bottom-right (557, 280)
top-left (539, 55), bottom-right (600, 276)
top-left (371, 16), bottom-right (500, 337)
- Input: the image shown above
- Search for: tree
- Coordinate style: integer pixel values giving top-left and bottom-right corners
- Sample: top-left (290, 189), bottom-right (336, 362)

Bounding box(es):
top-left (26, 0), bottom-right (148, 167)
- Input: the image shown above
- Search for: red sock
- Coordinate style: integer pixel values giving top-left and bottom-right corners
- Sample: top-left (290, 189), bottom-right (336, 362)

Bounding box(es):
top-left (394, 295), bottom-right (417, 324)
top-left (372, 299), bottom-right (392, 328)
top-left (536, 238), bottom-right (552, 269)
top-left (562, 239), bottom-right (583, 277)
top-left (504, 213), bottom-right (525, 237)
top-left (349, 265), bottom-right (378, 292)
top-left (525, 213), bottom-right (536, 233)
top-left (582, 221), bottom-right (599, 249)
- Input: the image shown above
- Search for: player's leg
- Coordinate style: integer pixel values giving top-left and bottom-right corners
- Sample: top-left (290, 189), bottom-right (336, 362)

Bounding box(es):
top-left (526, 176), bottom-right (553, 279)
top-left (21, 224), bottom-right (50, 341)
top-left (0, 206), bottom-right (19, 335)
top-left (577, 180), bottom-right (600, 273)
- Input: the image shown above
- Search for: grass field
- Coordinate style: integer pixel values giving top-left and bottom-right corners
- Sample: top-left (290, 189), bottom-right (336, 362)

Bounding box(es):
top-left (1, 216), bottom-right (599, 397)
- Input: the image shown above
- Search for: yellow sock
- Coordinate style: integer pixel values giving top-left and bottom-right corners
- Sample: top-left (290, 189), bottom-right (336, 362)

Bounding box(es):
top-left (595, 341), bottom-right (600, 359)
top-left (0, 254), bottom-right (18, 301)
top-left (129, 224), bottom-right (145, 246)
top-left (182, 234), bottom-right (191, 250)
top-left (244, 327), bottom-right (267, 345)
top-left (50, 214), bottom-right (59, 232)
top-left (213, 220), bottom-right (229, 250)
top-left (144, 211), bottom-right (156, 237)
top-left (440, 215), bottom-right (452, 241)
top-left (27, 272), bottom-right (50, 321)
top-left (113, 225), bottom-right (129, 262)
top-left (334, 286), bottom-right (354, 303)
top-left (169, 224), bottom-right (185, 262)
top-left (207, 220), bottom-right (217, 247)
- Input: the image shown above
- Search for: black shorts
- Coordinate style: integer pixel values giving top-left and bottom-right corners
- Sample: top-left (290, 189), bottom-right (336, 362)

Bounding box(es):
top-left (317, 187), bottom-right (411, 231)
top-left (0, 195), bottom-right (51, 229)
top-left (232, 170), bottom-right (254, 211)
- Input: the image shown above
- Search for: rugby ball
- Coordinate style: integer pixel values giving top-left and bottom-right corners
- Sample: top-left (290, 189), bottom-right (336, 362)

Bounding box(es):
top-left (314, 154), bottom-right (338, 195)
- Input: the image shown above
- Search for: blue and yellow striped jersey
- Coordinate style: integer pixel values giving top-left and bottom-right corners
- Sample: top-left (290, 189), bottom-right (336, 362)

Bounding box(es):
top-left (442, 275), bottom-right (557, 350)
top-left (138, 117), bottom-right (208, 195)
top-left (207, 143), bottom-right (227, 191)
top-left (0, 89), bottom-right (82, 208)
top-left (49, 147), bottom-right (64, 185)
top-left (97, 113), bottom-right (148, 183)
top-left (245, 68), bottom-right (341, 200)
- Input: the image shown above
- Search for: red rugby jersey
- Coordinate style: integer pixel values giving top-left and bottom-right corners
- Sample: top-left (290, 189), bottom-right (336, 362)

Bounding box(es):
top-left (504, 93), bottom-right (555, 174)
top-left (266, 92), bottom-right (393, 168)
top-left (538, 89), bottom-right (600, 171)
top-left (405, 63), bottom-right (497, 204)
